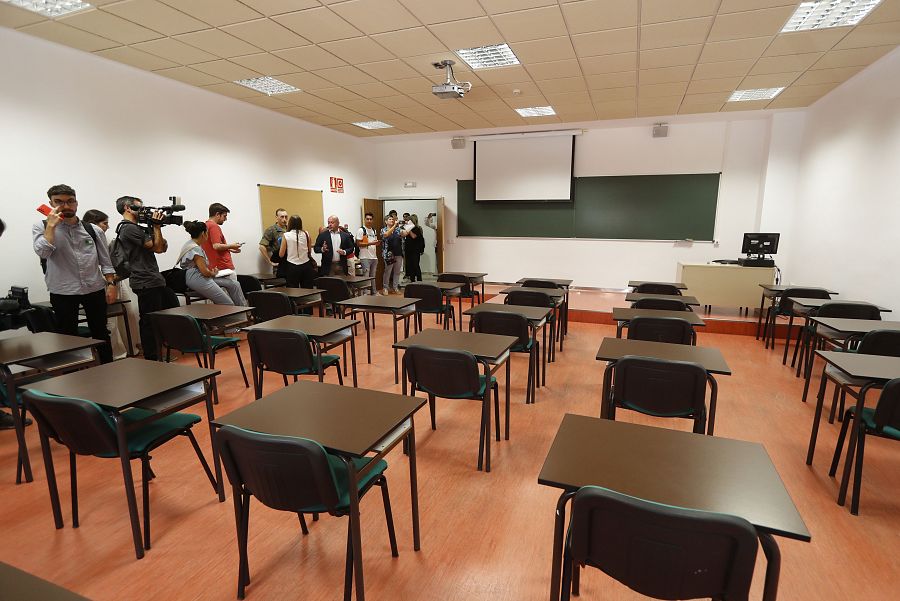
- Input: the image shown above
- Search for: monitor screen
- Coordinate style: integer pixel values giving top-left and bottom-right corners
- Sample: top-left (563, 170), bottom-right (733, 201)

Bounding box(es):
top-left (741, 232), bottom-right (780, 255)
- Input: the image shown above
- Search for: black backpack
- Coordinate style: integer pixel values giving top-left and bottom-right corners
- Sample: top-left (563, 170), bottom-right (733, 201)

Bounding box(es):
top-left (40, 220), bottom-right (101, 275)
top-left (108, 222), bottom-right (133, 281)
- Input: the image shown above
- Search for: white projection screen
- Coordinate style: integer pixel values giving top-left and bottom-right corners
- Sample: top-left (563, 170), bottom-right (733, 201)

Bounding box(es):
top-left (474, 135), bottom-right (574, 201)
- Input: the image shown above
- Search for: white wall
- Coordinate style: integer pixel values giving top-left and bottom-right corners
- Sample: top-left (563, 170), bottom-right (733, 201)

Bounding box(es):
top-left (0, 27), bottom-right (374, 301)
top-left (785, 47), bottom-right (900, 309)
top-left (375, 116), bottom-right (774, 288)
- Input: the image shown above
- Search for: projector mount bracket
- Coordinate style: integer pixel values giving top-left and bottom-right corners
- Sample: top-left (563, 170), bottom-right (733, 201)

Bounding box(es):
top-left (433, 60), bottom-right (472, 93)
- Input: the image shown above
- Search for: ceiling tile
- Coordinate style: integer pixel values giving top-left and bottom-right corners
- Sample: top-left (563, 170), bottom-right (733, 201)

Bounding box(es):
top-left (490, 81), bottom-right (542, 97)
top-left (561, 0), bottom-right (638, 34)
top-left (764, 29), bottom-right (849, 56)
top-left (464, 97), bottom-right (511, 111)
top-left (832, 21), bottom-right (900, 50)
top-left (572, 27), bottom-right (637, 57)
top-left (585, 70), bottom-right (637, 88)
top-left (274, 46), bottom-right (346, 70)
top-left (553, 103), bottom-right (597, 120)
top-left (687, 76), bottom-right (743, 93)
top-left (679, 101), bottom-right (724, 114)
top-left (385, 76), bottom-right (435, 93)
top-left (17, 21), bottom-right (118, 52)
top-left (479, 110), bottom-right (528, 126)
top-left (398, 0), bottom-right (484, 24)
top-left (718, 0), bottom-right (800, 13)
top-left (159, 0), bottom-right (262, 26)
top-left (509, 36), bottom-right (576, 63)
top-left (337, 97), bottom-right (389, 113)
top-left (637, 95), bottom-right (681, 111)
top-left (202, 82), bottom-right (262, 99)
top-left (274, 7), bottom-right (363, 43)
top-left (429, 17), bottom-right (504, 49)
top-left (311, 87), bottom-right (363, 102)
top-left (357, 59), bottom-right (421, 80)
top-left (792, 66), bottom-right (863, 86)
top-left (192, 60), bottom-right (261, 82)
top-left (766, 95), bottom-right (817, 109)
top-left (526, 59), bottom-right (583, 80)
top-left (589, 86), bottom-right (636, 101)
top-left (866, 0), bottom-right (900, 24)
top-left (739, 71), bottom-right (801, 88)
top-left (544, 90), bottom-right (592, 104)
top-left (480, 0), bottom-right (557, 14)
top-left (375, 94), bottom-right (424, 109)
top-left (95, 46), bottom-right (177, 70)
top-left (59, 9), bottom-right (161, 45)
top-left (474, 65), bottom-right (533, 84)
top-left (278, 71), bottom-right (336, 90)
top-left (641, 0), bottom-right (719, 24)
top-left (175, 29), bottom-right (262, 58)
top-left (239, 1), bottom-right (321, 16)
top-left (307, 114), bottom-right (344, 125)
top-left (275, 106), bottom-right (322, 119)
top-left (320, 37), bottom-right (395, 63)
top-left (279, 92), bottom-right (336, 109)
top-left (812, 45), bottom-right (894, 70)
top-left (394, 104), bottom-right (440, 119)
top-left (593, 99), bottom-right (636, 118)
top-left (403, 52), bottom-right (470, 76)
top-left (504, 94), bottom-right (550, 108)
top-left (243, 95), bottom-right (293, 109)
top-left (639, 44), bottom-right (702, 69)
top-left (155, 66), bottom-right (223, 86)
top-left (102, 0), bottom-right (207, 36)
top-left (536, 76), bottom-right (587, 93)
top-left (345, 81), bottom-right (401, 97)
top-left (314, 65), bottom-right (378, 85)
top-left (699, 37), bottom-right (770, 62)
top-left (692, 58), bottom-right (756, 78)
top-left (330, 0), bottom-right (421, 35)
top-left (720, 99), bottom-right (770, 111)
top-left (778, 82), bottom-right (838, 99)
top-left (133, 38), bottom-right (218, 64)
top-left (641, 17), bottom-right (713, 50)
top-left (230, 53), bottom-right (299, 75)
top-left (579, 52), bottom-right (637, 74)
top-left (0, 2), bottom-right (45, 28)
top-left (372, 27), bottom-right (447, 57)
top-left (220, 19), bottom-right (309, 51)
top-left (707, 6), bottom-right (795, 42)
top-left (749, 52), bottom-right (823, 74)
top-left (682, 91), bottom-right (731, 103)
top-left (446, 112), bottom-right (494, 128)
top-left (639, 65), bottom-right (694, 85)
top-left (639, 82), bottom-right (689, 98)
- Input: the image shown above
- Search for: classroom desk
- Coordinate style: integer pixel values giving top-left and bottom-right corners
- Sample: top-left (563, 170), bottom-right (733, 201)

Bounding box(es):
top-left (540, 414), bottom-right (810, 601)
top-left (464, 302), bottom-right (552, 393)
top-left (243, 315), bottom-right (360, 388)
top-left (151, 303), bottom-right (254, 324)
top-left (264, 287), bottom-right (326, 316)
top-left (624, 292), bottom-right (701, 306)
top-left (515, 278), bottom-right (573, 337)
top-left (23, 358), bottom-right (221, 559)
top-left (0, 332), bottom-right (103, 484)
top-left (678, 263), bottom-right (775, 313)
top-left (438, 272), bottom-right (487, 303)
top-left (806, 351), bottom-right (900, 515)
top-left (246, 272), bottom-right (287, 289)
top-left (499, 287), bottom-right (565, 361)
top-left (627, 280), bottom-right (687, 289)
top-left (393, 328), bottom-right (517, 471)
top-left (611, 307), bottom-right (706, 338)
top-left (595, 337), bottom-right (731, 434)
top-left (337, 295), bottom-right (417, 384)
top-left (755, 285), bottom-right (837, 340)
top-left (0, 562), bottom-right (90, 601)
top-left (34, 298), bottom-right (136, 357)
top-left (213, 380), bottom-right (425, 601)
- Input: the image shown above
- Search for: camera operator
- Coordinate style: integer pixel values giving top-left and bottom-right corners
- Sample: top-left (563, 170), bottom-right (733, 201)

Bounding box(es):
top-left (115, 196), bottom-right (179, 361)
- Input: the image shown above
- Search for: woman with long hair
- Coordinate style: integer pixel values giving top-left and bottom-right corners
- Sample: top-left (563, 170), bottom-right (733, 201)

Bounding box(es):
top-left (404, 214), bottom-right (425, 282)
top-left (179, 221), bottom-right (245, 305)
top-left (279, 214), bottom-right (316, 288)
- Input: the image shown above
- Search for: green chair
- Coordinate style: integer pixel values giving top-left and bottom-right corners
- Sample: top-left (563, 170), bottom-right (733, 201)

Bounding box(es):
top-left (404, 283), bottom-right (455, 331)
top-left (247, 329), bottom-right (343, 398)
top-left (472, 310), bottom-right (539, 412)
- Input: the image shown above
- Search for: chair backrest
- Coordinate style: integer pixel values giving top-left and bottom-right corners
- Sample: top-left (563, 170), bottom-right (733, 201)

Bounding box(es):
top-left (857, 329), bottom-right (900, 357)
top-left (247, 291), bottom-right (293, 323)
top-left (437, 273), bottom-right (473, 296)
top-left (404, 283), bottom-right (443, 312)
top-left (247, 329), bottom-right (316, 376)
top-left (569, 487), bottom-right (758, 601)
top-left (520, 279), bottom-right (560, 290)
top-left (631, 298), bottom-right (689, 312)
top-left (779, 287), bottom-right (831, 312)
top-left (506, 289), bottom-right (553, 308)
top-left (22, 306), bottom-right (58, 333)
top-left (613, 356), bottom-right (708, 419)
top-left (237, 274), bottom-right (263, 296)
top-left (627, 316), bottom-right (694, 345)
top-left (873, 378), bottom-right (900, 434)
top-left (634, 283), bottom-right (681, 296)
top-left (814, 301), bottom-right (881, 320)
top-left (472, 311), bottom-right (530, 348)
top-left (216, 425), bottom-right (341, 513)
top-left (152, 313), bottom-right (207, 353)
top-left (314, 277), bottom-right (352, 304)
top-left (404, 346), bottom-right (481, 398)
top-left (23, 391), bottom-right (119, 457)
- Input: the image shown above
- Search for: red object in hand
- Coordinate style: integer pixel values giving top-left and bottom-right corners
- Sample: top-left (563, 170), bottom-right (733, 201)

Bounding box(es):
top-left (37, 203), bottom-right (52, 216)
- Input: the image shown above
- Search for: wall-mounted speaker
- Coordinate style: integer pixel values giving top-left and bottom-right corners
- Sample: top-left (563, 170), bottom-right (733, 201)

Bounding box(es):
top-left (451, 136), bottom-right (466, 149)
top-left (652, 123), bottom-right (669, 138)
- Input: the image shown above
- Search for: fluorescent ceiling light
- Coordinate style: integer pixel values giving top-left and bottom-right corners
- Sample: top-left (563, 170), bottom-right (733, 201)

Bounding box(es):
top-left (4, 0), bottom-right (91, 17)
top-left (455, 44), bottom-right (520, 70)
top-left (782, 0), bottom-right (882, 32)
top-left (353, 121), bottom-right (393, 130)
top-left (728, 87), bottom-right (785, 102)
top-left (234, 76), bottom-right (299, 96)
top-left (515, 106), bottom-right (556, 117)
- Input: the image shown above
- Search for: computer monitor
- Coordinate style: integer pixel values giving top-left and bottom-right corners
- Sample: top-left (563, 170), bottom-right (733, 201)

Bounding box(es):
top-left (741, 232), bottom-right (780, 256)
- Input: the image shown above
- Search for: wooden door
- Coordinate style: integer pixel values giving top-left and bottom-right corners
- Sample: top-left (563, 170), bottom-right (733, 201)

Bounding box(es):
top-left (363, 198), bottom-right (384, 290)
top-left (435, 196), bottom-right (445, 273)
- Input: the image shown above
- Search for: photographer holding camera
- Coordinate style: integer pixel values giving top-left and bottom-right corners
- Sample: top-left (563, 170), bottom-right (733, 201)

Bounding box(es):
top-left (115, 195), bottom-right (179, 361)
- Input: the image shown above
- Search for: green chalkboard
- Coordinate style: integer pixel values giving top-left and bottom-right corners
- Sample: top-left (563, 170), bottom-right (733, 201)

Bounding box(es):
top-left (457, 173), bottom-right (720, 240)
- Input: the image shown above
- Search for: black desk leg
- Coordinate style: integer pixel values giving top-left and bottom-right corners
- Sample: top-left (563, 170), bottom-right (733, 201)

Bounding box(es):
top-left (483, 362), bottom-right (491, 472)
top-left (837, 383), bottom-right (873, 510)
top-left (801, 335), bottom-right (817, 402)
top-left (364, 312), bottom-right (372, 364)
top-left (350, 334), bottom-right (358, 388)
top-left (759, 532), bottom-right (781, 601)
top-left (600, 363), bottom-right (614, 419)
top-left (392, 312), bottom-right (399, 385)
top-left (5, 376), bottom-right (33, 483)
top-left (506, 358), bottom-right (511, 440)
top-left (342, 457), bottom-right (365, 601)
top-left (616, 322), bottom-right (624, 338)
top-left (706, 375), bottom-right (718, 436)
top-left (38, 427), bottom-right (64, 529)
top-left (549, 492), bottom-right (573, 601)
top-left (205, 378), bottom-right (225, 502)
top-left (113, 413), bottom-right (145, 559)
top-left (407, 417), bottom-right (421, 551)
top-left (756, 293), bottom-right (766, 340)
top-left (541, 322), bottom-right (548, 386)
top-left (806, 371), bottom-right (830, 465)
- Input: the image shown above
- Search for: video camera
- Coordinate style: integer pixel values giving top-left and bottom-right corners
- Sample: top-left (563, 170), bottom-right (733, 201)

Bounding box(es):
top-left (136, 196), bottom-right (185, 227)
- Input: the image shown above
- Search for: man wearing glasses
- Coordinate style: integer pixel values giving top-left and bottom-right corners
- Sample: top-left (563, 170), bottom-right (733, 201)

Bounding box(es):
top-left (32, 184), bottom-right (117, 363)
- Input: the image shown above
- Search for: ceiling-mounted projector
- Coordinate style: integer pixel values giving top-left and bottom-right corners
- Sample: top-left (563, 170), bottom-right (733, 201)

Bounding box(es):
top-left (432, 60), bottom-right (471, 99)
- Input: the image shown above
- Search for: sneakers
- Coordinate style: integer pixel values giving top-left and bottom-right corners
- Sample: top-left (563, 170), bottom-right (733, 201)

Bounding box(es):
top-left (380, 289), bottom-right (389, 296)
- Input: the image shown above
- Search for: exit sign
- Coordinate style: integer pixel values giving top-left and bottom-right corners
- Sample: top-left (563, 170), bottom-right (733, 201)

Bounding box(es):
top-left (330, 177), bottom-right (344, 193)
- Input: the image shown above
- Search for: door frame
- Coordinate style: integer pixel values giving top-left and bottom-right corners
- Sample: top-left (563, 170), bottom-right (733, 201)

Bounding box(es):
top-left (378, 196), bottom-right (445, 274)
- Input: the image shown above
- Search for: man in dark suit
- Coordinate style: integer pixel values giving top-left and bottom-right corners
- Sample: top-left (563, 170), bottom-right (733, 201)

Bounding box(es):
top-left (314, 215), bottom-right (356, 275)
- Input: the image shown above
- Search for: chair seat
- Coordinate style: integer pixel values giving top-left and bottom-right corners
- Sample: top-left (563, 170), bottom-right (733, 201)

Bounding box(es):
top-left (620, 402), bottom-right (703, 419)
top-left (278, 354), bottom-right (341, 375)
top-left (301, 455), bottom-right (388, 512)
top-left (395, 306), bottom-right (416, 317)
top-left (511, 338), bottom-right (536, 353)
top-left (852, 407), bottom-right (900, 440)
top-left (208, 335), bottom-right (241, 350)
top-left (418, 304), bottom-right (454, 314)
top-left (96, 408), bottom-right (201, 457)
top-left (418, 375), bottom-right (496, 399)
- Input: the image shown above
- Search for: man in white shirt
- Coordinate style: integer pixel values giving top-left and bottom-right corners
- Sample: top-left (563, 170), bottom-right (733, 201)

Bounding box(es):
top-left (356, 212), bottom-right (380, 294)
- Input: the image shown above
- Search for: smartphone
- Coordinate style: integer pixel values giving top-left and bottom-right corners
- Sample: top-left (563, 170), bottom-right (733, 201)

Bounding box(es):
top-left (37, 203), bottom-right (52, 216)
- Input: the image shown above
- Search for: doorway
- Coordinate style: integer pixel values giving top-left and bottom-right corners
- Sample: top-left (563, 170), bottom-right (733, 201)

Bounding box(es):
top-left (382, 198), bottom-right (442, 281)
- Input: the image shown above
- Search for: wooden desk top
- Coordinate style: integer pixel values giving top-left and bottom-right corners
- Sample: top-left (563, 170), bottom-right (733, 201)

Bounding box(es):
top-left (338, 296), bottom-right (417, 310)
top-left (611, 307), bottom-right (706, 326)
top-left (439, 272), bottom-right (487, 280)
top-left (151, 304), bottom-right (254, 320)
top-left (625, 293), bottom-right (701, 306)
top-left (0, 332), bottom-right (103, 366)
top-left (328, 274), bottom-right (375, 285)
top-left (463, 303), bottom-right (552, 322)
top-left (22, 358), bottom-right (218, 410)
top-left (809, 317), bottom-right (900, 335)
top-left (431, 281), bottom-right (464, 292)
top-left (787, 298), bottom-right (891, 312)
top-left (248, 273), bottom-right (282, 282)
top-left (516, 278), bottom-right (573, 287)
top-left (816, 351), bottom-right (900, 381)
top-left (538, 414), bottom-right (810, 541)
top-left (264, 287), bottom-right (324, 299)
top-left (243, 315), bottom-right (357, 338)
top-left (760, 284), bottom-right (837, 294)
top-left (596, 337), bottom-right (731, 375)
top-left (628, 280), bottom-right (687, 289)
top-left (394, 328), bottom-right (517, 363)
top-left (213, 380), bottom-right (424, 458)
top-left (0, 562), bottom-right (90, 601)
top-left (499, 286), bottom-right (566, 299)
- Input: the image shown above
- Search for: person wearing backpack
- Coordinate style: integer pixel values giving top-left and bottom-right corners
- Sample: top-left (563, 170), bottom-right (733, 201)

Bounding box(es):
top-left (114, 195), bottom-right (179, 361)
top-left (32, 184), bottom-right (117, 363)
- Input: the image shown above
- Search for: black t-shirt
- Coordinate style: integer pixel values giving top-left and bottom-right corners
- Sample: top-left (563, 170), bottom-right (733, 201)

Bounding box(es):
top-left (116, 221), bottom-right (165, 290)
